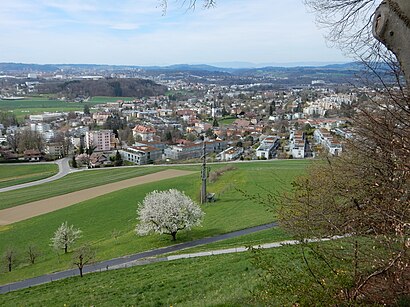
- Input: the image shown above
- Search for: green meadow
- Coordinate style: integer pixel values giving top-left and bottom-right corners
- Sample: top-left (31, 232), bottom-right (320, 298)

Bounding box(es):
top-left (0, 244), bottom-right (304, 306)
top-left (0, 161), bottom-right (310, 286)
top-left (0, 164), bottom-right (58, 189)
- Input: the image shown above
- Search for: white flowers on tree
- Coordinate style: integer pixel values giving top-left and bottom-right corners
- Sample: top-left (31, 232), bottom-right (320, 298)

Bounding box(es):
top-left (51, 221), bottom-right (82, 253)
top-left (136, 189), bottom-right (204, 241)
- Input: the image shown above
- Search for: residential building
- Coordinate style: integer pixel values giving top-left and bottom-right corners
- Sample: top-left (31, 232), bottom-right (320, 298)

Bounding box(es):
top-left (217, 146), bottom-right (244, 161)
top-left (314, 129), bottom-right (343, 156)
top-left (256, 136), bottom-right (280, 159)
top-left (92, 112), bottom-right (111, 126)
top-left (120, 145), bottom-right (163, 165)
top-left (85, 130), bottom-right (113, 152)
top-left (165, 140), bottom-right (227, 160)
top-left (89, 152), bottom-right (110, 167)
top-left (23, 149), bottom-right (43, 161)
top-left (289, 131), bottom-right (307, 159)
top-left (133, 125), bottom-right (157, 141)
top-left (45, 143), bottom-right (65, 158)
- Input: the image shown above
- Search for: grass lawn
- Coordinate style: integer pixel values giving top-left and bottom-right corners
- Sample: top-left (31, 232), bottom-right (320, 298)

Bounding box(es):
top-left (0, 166), bottom-right (167, 210)
top-left (0, 164), bottom-right (58, 189)
top-left (0, 243), bottom-right (316, 306)
top-left (218, 117), bottom-right (237, 125)
top-left (0, 160), bottom-right (310, 285)
top-left (89, 96), bottom-right (136, 103)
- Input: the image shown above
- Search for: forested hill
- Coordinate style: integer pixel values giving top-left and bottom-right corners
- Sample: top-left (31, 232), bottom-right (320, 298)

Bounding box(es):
top-left (37, 79), bottom-right (167, 98)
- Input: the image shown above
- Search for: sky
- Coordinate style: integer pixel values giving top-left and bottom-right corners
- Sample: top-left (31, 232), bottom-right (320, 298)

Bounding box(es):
top-left (0, 0), bottom-right (351, 67)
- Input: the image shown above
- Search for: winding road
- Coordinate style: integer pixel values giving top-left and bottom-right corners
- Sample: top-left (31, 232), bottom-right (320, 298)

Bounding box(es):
top-left (0, 158), bottom-right (76, 193)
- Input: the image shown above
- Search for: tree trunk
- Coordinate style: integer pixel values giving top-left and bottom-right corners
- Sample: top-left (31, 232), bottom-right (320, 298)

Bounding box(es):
top-left (8, 262), bottom-right (11, 272)
top-left (64, 244), bottom-right (68, 254)
top-left (373, 0), bottom-right (410, 85)
top-left (171, 232), bottom-right (177, 241)
top-left (79, 267), bottom-right (83, 277)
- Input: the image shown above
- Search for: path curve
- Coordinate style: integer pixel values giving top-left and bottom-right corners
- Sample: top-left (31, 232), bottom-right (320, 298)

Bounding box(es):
top-left (0, 158), bottom-right (76, 193)
top-left (0, 222), bottom-right (277, 294)
top-left (0, 169), bottom-right (194, 225)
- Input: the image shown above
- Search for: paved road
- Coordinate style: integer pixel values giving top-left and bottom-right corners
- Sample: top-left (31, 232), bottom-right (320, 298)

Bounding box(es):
top-left (0, 222), bottom-right (277, 294)
top-left (0, 158), bottom-right (77, 193)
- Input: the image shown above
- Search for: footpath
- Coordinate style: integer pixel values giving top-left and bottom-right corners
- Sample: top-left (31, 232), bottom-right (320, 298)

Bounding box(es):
top-left (0, 221), bottom-right (345, 295)
top-left (0, 223), bottom-right (277, 294)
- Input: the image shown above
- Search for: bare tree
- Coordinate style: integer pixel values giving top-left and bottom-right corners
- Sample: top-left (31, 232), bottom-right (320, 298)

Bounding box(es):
top-left (72, 245), bottom-right (95, 277)
top-left (27, 244), bottom-right (40, 265)
top-left (159, 0), bottom-right (216, 14)
top-left (4, 248), bottom-right (16, 272)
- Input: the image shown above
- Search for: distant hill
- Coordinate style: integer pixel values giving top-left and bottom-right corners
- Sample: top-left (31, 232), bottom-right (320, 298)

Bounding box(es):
top-left (37, 79), bottom-right (167, 99)
top-left (0, 61), bottom-right (363, 74)
top-left (0, 63), bottom-right (59, 73)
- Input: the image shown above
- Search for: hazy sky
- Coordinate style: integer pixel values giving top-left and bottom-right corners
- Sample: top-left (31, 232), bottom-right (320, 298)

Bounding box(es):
top-left (0, 0), bottom-right (350, 66)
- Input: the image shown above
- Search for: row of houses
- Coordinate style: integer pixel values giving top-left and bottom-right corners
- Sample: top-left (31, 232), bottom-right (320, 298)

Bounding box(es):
top-left (289, 131), bottom-right (307, 159)
top-left (313, 129), bottom-right (343, 156)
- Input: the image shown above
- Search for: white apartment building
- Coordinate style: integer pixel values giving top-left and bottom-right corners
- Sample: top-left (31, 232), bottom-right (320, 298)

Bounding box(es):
top-left (256, 136), bottom-right (280, 159)
top-left (289, 131), bottom-right (306, 159)
top-left (217, 146), bottom-right (244, 161)
top-left (314, 129), bottom-right (343, 156)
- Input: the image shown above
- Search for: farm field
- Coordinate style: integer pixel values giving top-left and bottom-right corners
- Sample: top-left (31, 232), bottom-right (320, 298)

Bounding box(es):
top-left (0, 96), bottom-right (134, 120)
top-left (0, 244), bottom-right (305, 306)
top-left (0, 160), bottom-right (310, 285)
top-left (0, 166), bottom-right (167, 210)
top-left (0, 164), bottom-right (58, 189)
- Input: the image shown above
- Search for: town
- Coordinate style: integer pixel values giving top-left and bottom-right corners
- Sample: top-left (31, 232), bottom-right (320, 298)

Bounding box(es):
top-left (0, 63), bottom-right (364, 166)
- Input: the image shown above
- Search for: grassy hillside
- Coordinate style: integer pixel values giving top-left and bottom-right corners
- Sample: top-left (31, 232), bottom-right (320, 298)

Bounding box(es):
top-left (0, 161), bottom-right (310, 285)
top-left (0, 245), bottom-right (303, 306)
top-left (0, 164), bottom-right (58, 188)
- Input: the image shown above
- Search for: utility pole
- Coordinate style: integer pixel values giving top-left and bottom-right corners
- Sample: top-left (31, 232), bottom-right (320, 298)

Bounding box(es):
top-left (200, 140), bottom-right (207, 204)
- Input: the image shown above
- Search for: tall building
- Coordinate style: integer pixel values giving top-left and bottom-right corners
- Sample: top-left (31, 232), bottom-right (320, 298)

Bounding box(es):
top-left (85, 130), bottom-right (113, 152)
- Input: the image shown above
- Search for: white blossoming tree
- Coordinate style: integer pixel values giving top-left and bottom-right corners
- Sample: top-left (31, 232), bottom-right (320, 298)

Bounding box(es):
top-left (136, 189), bottom-right (204, 241)
top-left (51, 221), bottom-right (82, 253)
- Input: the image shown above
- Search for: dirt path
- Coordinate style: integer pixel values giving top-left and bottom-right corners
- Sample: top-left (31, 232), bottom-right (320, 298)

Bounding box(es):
top-left (0, 169), bottom-right (194, 225)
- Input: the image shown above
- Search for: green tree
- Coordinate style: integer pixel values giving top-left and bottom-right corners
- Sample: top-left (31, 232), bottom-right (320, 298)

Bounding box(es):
top-left (71, 156), bottom-right (78, 168)
top-left (83, 104), bottom-right (90, 115)
top-left (205, 128), bottom-right (214, 138)
top-left (114, 150), bottom-right (123, 166)
top-left (0, 111), bottom-right (18, 127)
top-left (165, 131), bottom-right (173, 142)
